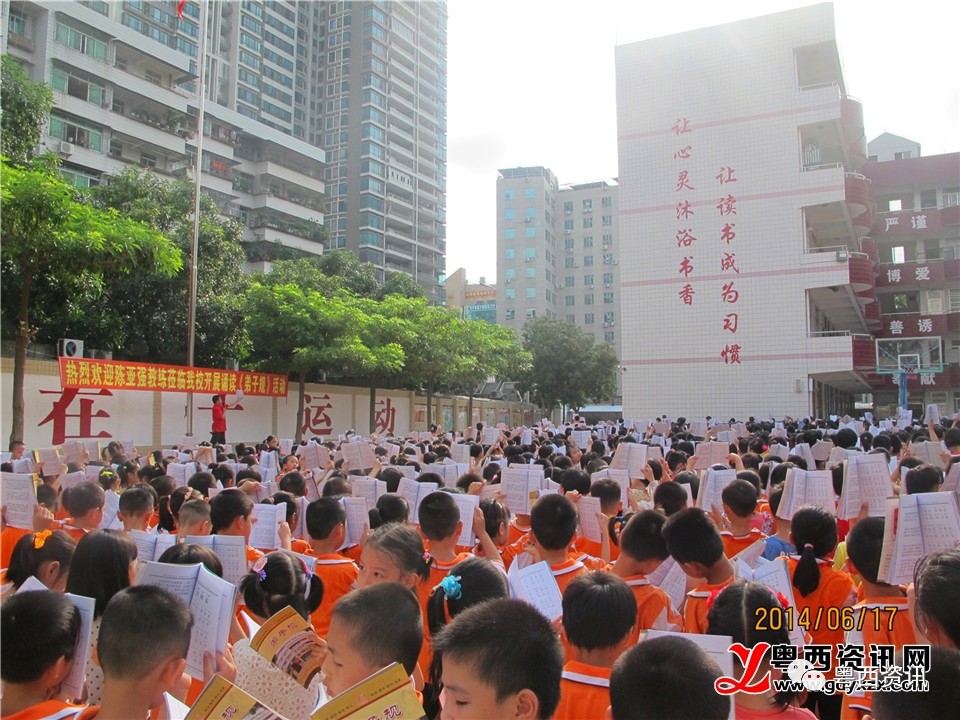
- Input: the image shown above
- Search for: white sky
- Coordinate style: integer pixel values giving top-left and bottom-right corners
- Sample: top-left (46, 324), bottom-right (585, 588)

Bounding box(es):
top-left (444, 0), bottom-right (960, 284)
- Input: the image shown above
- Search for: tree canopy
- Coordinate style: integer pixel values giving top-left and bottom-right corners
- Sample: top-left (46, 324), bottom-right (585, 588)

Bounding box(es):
top-left (1, 55), bottom-right (52, 165)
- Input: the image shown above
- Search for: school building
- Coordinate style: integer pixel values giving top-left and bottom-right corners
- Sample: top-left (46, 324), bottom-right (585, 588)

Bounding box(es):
top-left (613, 2), bottom-right (960, 420)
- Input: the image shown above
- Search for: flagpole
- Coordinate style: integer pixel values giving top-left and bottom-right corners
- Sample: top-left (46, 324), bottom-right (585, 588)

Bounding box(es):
top-left (185, 0), bottom-right (208, 438)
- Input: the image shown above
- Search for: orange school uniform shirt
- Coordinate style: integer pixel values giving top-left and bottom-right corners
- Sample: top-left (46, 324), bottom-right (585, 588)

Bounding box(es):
top-left (684, 577), bottom-right (735, 634)
top-left (60, 523), bottom-right (89, 544)
top-left (501, 532), bottom-right (531, 569)
top-left (0, 526), bottom-right (31, 569)
top-left (506, 520), bottom-right (530, 546)
top-left (622, 575), bottom-right (683, 643)
top-left (415, 552), bottom-right (475, 678)
top-left (309, 554), bottom-right (359, 639)
top-left (786, 556), bottom-right (857, 679)
top-left (721, 529), bottom-right (766, 559)
top-left (575, 535), bottom-right (620, 563)
top-left (840, 597), bottom-right (915, 720)
top-left (342, 543), bottom-right (362, 563)
top-left (1, 700), bottom-right (99, 720)
top-left (291, 538), bottom-right (312, 555)
top-left (553, 661), bottom-right (611, 720)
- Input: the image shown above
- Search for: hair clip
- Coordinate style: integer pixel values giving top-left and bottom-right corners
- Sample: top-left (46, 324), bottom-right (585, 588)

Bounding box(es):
top-left (252, 555), bottom-right (268, 581)
top-left (438, 574), bottom-right (462, 601)
top-left (33, 529), bottom-right (52, 550)
top-left (774, 590), bottom-right (791, 610)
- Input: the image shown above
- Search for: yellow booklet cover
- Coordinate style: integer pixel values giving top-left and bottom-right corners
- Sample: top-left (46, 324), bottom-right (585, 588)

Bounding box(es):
top-left (185, 674), bottom-right (284, 720)
top-left (311, 662), bottom-right (426, 720)
top-left (249, 605), bottom-right (324, 689)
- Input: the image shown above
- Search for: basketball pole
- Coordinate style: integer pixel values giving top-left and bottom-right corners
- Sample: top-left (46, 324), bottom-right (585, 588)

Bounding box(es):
top-left (898, 371), bottom-right (907, 411)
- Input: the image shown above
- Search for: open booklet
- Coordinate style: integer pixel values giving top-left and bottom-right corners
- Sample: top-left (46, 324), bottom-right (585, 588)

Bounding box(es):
top-left (692, 441), bottom-right (731, 471)
top-left (695, 468), bottom-right (737, 513)
top-left (733, 556), bottom-right (805, 648)
top-left (878, 491), bottom-right (960, 585)
top-left (185, 674), bottom-right (285, 720)
top-left (500, 466), bottom-right (544, 515)
top-left (396, 477), bottom-right (440, 524)
top-left (129, 529), bottom-right (178, 564)
top-left (909, 440), bottom-right (946, 470)
top-left (184, 534), bottom-right (248, 586)
top-left (0, 472), bottom-right (38, 530)
top-left (591, 467), bottom-right (631, 507)
top-left (641, 631), bottom-right (735, 720)
top-left (777, 469), bottom-right (836, 521)
top-left (248, 606), bottom-right (326, 689)
top-left (16, 578), bottom-right (95, 702)
top-left (838, 454), bottom-right (894, 519)
top-left (610, 442), bottom-right (651, 479)
top-left (506, 559), bottom-right (563, 622)
top-left (644, 556), bottom-right (688, 613)
top-left (310, 662), bottom-right (426, 720)
top-left (136, 560), bottom-right (237, 680)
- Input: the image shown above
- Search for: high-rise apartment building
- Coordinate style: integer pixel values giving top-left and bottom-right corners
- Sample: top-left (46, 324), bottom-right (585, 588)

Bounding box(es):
top-left (616, 3), bottom-right (875, 418)
top-left (3, 1), bottom-right (447, 295)
top-left (496, 166), bottom-right (621, 358)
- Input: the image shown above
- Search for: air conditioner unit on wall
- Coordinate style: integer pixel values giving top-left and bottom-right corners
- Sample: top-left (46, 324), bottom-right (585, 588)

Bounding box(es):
top-left (58, 339), bottom-right (84, 358)
top-left (59, 142), bottom-right (74, 155)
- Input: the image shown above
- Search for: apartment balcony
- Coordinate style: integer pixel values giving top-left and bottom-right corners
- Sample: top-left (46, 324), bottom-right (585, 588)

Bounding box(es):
top-left (198, 171), bottom-right (235, 198)
top-left (845, 173), bottom-right (874, 234)
top-left (386, 165), bottom-right (414, 190)
top-left (248, 193), bottom-right (321, 222)
top-left (46, 139), bottom-right (113, 174)
top-left (876, 259), bottom-right (960, 288)
top-left (804, 250), bottom-right (873, 333)
top-left (247, 161), bottom-right (323, 193)
top-left (873, 206), bottom-right (959, 237)
top-left (247, 227), bottom-right (324, 257)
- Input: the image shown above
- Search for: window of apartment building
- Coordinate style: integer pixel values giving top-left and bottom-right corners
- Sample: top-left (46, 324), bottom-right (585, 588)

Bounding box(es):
top-left (891, 246), bottom-right (906, 264)
top-left (583, 274), bottom-right (594, 287)
top-left (603, 253), bottom-right (614, 265)
top-left (604, 311), bottom-right (615, 325)
top-left (525, 227), bottom-right (536, 238)
top-left (240, 32), bottom-right (262, 52)
top-left (563, 219), bottom-right (574, 231)
top-left (944, 188), bottom-right (960, 207)
top-left (602, 215), bottom-right (612, 226)
top-left (525, 267), bottom-right (536, 278)
top-left (524, 248), bottom-right (536, 260)
top-left (566, 314), bottom-right (575, 323)
top-left (582, 199), bottom-right (592, 212)
top-left (602, 195), bottom-right (612, 208)
top-left (60, 166), bottom-right (100, 189)
top-left (505, 228), bottom-right (516, 240)
top-left (563, 201), bottom-right (573, 214)
top-left (505, 309), bottom-right (515, 321)
top-left (175, 37), bottom-right (198, 56)
top-left (584, 294), bottom-right (594, 305)
top-left (504, 188), bottom-right (514, 200)
top-left (583, 235), bottom-right (594, 248)
top-left (504, 249), bottom-right (517, 261)
top-left (895, 151), bottom-right (912, 160)
top-left (505, 288), bottom-right (516, 299)
top-left (8, 10), bottom-right (27, 37)
top-left (51, 70), bottom-right (104, 105)
top-left (505, 208), bottom-right (515, 221)
top-left (584, 313), bottom-right (594, 324)
top-left (139, 152), bottom-right (156, 168)
top-left (239, 51), bottom-right (261, 70)
top-left (920, 190), bottom-right (938, 209)
top-left (565, 276), bottom-right (574, 287)
top-left (583, 255), bottom-right (594, 267)
top-left (603, 292), bottom-right (614, 304)
top-left (604, 331), bottom-right (615, 344)
top-left (565, 295), bottom-right (575, 307)
top-left (564, 257), bottom-right (576, 268)
top-left (526, 288), bottom-right (536, 299)
top-left (583, 217), bottom-right (593, 229)
top-left (602, 234), bottom-right (613, 247)
top-left (525, 188), bottom-right (536, 199)
top-left (504, 268), bottom-right (516, 280)
top-left (237, 86), bottom-right (259, 105)
top-left (564, 237), bottom-right (575, 251)
top-left (55, 22), bottom-right (107, 60)
top-left (524, 207), bottom-right (536, 220)
top-left (238, 68), bottom-right (259, 87)
top-left (49, 114), bottom-right (102, 152)
top-left (526, 309), bottom-right (536, 320)
top-left (889, 199), bottom-right (902, 212)
top-left (241, 15), bottom-right (262, 33)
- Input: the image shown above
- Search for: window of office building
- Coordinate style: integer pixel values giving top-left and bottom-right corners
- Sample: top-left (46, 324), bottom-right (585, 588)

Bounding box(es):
top-left (505, 248), bottom-right (516, 260)
top-left (584, 313), bottom-right (594, 325)
top-left (525, 267), bottom-right (535, 278)
top-left (505, 288), bottom-right (516, 299)
top-left (584, 294), bottom-right (594, 305)
top-left (526, 287), bottom-right (536, 299)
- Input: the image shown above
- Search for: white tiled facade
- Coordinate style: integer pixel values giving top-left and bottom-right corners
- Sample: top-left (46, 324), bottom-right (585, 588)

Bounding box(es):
top-left (616, 3), bottom-right (875, 418)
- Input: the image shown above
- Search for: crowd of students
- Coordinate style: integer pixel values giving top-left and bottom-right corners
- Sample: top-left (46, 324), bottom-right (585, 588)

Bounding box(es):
top-left (2, 414), bottom-right (960, 720)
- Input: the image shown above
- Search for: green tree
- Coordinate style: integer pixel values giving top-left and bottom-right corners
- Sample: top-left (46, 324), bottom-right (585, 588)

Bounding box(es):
top-left (376, 271), bottom-right (427, 301)
top-left (1, 162), bottom-right (181, 444)
top-left (314, 250), bottom-right (380, 298)
top-left (517, 317), bottom-right (620, 414)
top-left (1, 54), bottom-right (53, 165)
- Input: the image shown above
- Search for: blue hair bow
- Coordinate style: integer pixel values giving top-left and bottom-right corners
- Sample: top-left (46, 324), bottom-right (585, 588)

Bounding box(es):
top-left (439, 574), bottom-right (462, 601)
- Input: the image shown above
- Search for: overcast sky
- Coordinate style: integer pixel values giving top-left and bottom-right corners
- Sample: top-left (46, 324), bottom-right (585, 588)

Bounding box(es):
top-left (443, 0), bottom-right (960, 284)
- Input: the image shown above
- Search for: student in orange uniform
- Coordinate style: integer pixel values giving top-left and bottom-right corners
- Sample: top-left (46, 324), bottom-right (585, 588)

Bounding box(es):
top-left (787, 506), bottom-right (856, 720)
top-left (426, 556), bottom-right (509, 643)
top-left (1, 501), bottom-right (54, 572)
top-left (575, 478), bottom-right (622, 562)
top-left (270, 491), bottom-right (312, 555)
top-left (116, 485), bottom-right (155, 533)
top-left (0, 590), bottom-right (97, 720)
top-left (553, 572), bottom-right (636, 720)
top-left (433, 598), bottom-right (563, 720)
top-left (609, 635), bottom-right (731, 720)
top-left (609, 510), bottom-right (683, 641)
top-left (662, 508), bottom-right (734, 633)
top-left (304, 497), bottom-right (359, 639)
top-left (719, 479), bottom-right (766, 558)
top-left (209, 489), bottom-right (263, 566)
top-left (912, 547), bottom-right (960, 648)
top-left (840, 517), bottom-right (916, 720)
top-left (474, 498), bottom-right (509, 562)
top-left (526, 494), bottom-right (586, 597)
top-left (3, 530), bottom-right (75, 597)
top-left (91, 586), bottom-right (194, 720)
top-left (59, 482), bottom-right (106, 543)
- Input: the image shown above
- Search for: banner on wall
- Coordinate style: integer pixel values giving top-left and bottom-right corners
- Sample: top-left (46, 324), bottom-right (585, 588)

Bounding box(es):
top-left (59, 358), bottom-right (289, 397)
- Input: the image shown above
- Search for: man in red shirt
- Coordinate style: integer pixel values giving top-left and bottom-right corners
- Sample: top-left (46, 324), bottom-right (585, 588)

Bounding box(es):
top-left (210, 393), bottom-right (231, 445)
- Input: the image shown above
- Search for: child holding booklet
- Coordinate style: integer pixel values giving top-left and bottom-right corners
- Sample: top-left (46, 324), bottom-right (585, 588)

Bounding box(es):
top-left (553, 572), bottom-right (636, 720)
top-left (719, 479), bottom-right (766, 558)
top-left (761, 483), bottom-right (796, 560)
top-left (523, 494), bottom-right (587, 596)
top-left (0, 591), bottom-right (90, 720)
top-left (59, 482), bottom-right (106, 542)
top-left (662, 508), bottom-right (734, 633)
top-left (575, 479), bottom-right (622, 562)
top-left (210, 489), bottom-right (266, 565)
top-left (432, 598), bottom-right (563, 720)
top-left (609, 511), bottom-right (683, 641)
top-left (305, 497), bottom-right (359, 639)
top-left (116, 485), bottom-right (155, 533)
top-left (911, 547), bottom-right (960, 648)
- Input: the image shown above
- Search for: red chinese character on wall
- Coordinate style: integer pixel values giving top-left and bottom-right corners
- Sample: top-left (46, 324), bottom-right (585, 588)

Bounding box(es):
top-left (716, 167), bottom-right (738, 184)
top-left (674, 145), bottom-right (692, 160)
top-left (672, 117), bottom-right (692, 135)
top-left (679, 256), bottom-right (694, 278)
top-left (676, 170), bottom-right (695, 192)
top-left (721, 344), bottom-right (743, 364)
top-left (721, 281), bottom-right (740, 304)
top-left (721, 223), bottom-right (737, 244)
top-left (678, 284), bottom-right (695, 305)
top-left (302, 393), bottom-right (334, 437)
top-left (720, 252), bottom-right (740, 274)
top-left (38, 388), bottom-right (112, 445)
top-left (676, 200), bottom-right (694, 220)
top-left (723, 313), bottom-right (739, 334)
top-left (373, 397), bottom-right (398, 434)
top-left (676, 228), bottom-right (697, 247)
top-left (716, 195), bottom-right (737, 216)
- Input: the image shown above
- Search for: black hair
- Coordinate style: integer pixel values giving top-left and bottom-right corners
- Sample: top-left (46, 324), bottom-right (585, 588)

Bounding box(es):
top-left (6, 530), bottom-right (75, 589)
top-left (768, 461), bottom-right (794, 489)
top-left (913, 548), bottom-right (960, 647)
top-left (187, 471), bottom-right (217, 498)
top-left (831, 463), bottom-right (845, 496)
top-left (590, 478), bottom-right (622, 514)
top-left (790, 506), bottom-right (838, 597)
top-left (834, 428), bottom-right (859, 449)
top-left (369, 493), bottom-right (410, 528)
top-left (159, 486), bottom-right (202, 532)
top-left (418, 491), bottom-right (461, 541)
top-left (562, 571), bottom-right (636, 651)
top-left (306, 497), bottom-right (346, 540)
top-left (97, 586), bottom-right (193, 679)
top-left (240, 551), bottom-right (323, 620)
top-left (278, 471), bottom-right (307, 497)
top-left (673, 470), bottom-right (699, 501)
top-left (721, 479), bottom-right (758, 519)
top-left (662, 508), bottom-right (724, 566)
top-left (158, 543), bottom-right (223, 577)
top-left (735, 470), bottom-right (762, 494)
top-left (116, 460), bottom-right (140, 487)
top-left (944, 427), bottom-right (960, 449)
top-left (37, 483), bottom-right (59, 513)
top-left (1, 591), bottom-right (81, 683)
top-left (619, 510), bottom-right (670, 563)
top-left (119, 484), bottom-right (155, 516)
top-left (322, 477), bottom-right (351, 497)
top-left (426, 556), bottom-right (508, 636)
top-left (365, 523), bottom-right (431, 581)
top-left (666, 451), bottom-right (689, 474)
top-left (845, 517), bottom-right (885, 584)
top-left (270, 491), bottom-right (299, 525)
top-left (872, 646), bottom-right (960, 720)
top-left (767, 482), bottom-right (785, 517)
top-left (904, 464), bottom-right (943, 495)
top-left (61, 481), bottom-right (105, 518)
top-left (433, 598), bottom-right (562, 720)
top-left (558, 468), bottom-right (591, 495)
top-left (479, 498), bottom-right (508, 540)
top-left (210, 489), bottom-right (254, 533)
top-left (210, 464), bottom-right (234, 488)
top-left (331, 582), bottom-right (422, 676)
top-left (740, 453), bottom-right (762, 471)
top-left (653, 482), bottom-right (688, 516)
top-left (377, 467), bottom-right (404, 493)
top-left (609, 636), bottom-right (730, 720)
top-left (149, 474), bottom-right (177, 499)
top-left (65, 530), bottom-right (137, 617)
top-left (530, 494), bottom-right (578, 551)
top-left (236, 467), bottom-right (263, 485)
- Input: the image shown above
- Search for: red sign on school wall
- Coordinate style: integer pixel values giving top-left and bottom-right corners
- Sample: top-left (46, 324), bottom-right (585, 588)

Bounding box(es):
top-left (58, 357), bottom-right (289, 397)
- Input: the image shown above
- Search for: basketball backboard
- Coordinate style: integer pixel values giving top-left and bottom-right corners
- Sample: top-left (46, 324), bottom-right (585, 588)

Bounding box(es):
top-left (875, 337), bottom-right (943, 375)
